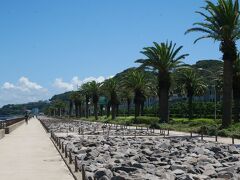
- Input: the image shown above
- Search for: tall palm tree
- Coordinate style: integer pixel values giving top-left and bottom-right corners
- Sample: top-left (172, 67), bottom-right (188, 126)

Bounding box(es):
top-left (102, 78), bottom-right (118, 120)
top-left (136, 41), bottom-right (188, 123)
top-left (185, 0), bottom-right (240, 127)
top-left (176, 68), bottom-right (206, 120)
top-left (87, 81), bottom-right (102, 120)
top-left (80, 83), bottom-right (91, 118)
top-left (233, 53), bottom-right (240, 122)
top-left (121, 70), bottom-right (150, 118)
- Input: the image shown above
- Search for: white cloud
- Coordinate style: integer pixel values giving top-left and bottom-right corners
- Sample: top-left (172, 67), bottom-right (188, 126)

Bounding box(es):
top-left (53, 76), bottom-right (106, 91)
top-left (19, 77), bottom-right (43, 91)
top-left (0, 75), bottom-right (110, 107)
top-left (53, 78), bottom-right (74, 91)
top-left (0, 77), bottom-right (49, 107)
top-left (2, 76), bottom-right (46, 92)
top-left (2, 82), bottom-right (15, 89)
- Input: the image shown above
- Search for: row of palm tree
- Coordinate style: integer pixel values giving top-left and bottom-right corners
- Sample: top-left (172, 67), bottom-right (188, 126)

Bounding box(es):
top-left (57, 66), bottom-right (207, 122)
top-left (48, 0), bottom-right (240, 128)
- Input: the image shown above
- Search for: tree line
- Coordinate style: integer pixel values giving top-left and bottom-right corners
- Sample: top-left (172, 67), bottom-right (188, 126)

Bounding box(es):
top-left (48, 0), bottom-right (240, 128)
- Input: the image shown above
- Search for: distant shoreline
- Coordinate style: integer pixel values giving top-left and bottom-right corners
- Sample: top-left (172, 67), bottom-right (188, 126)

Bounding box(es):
top-left (0, 115), bottom-right (21, 121)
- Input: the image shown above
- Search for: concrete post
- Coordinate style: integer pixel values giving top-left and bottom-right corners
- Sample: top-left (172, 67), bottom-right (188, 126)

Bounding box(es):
top-left (65, 145), bottom-right (68, 158)
top-left (232, 136), bottom-right (235, 145)
top-left (62, 142), bottom-right (64, 153)
top-left (74, 156), bottom-right (78, 172)
top-left (69, 150), bottom-right (72, 164)
top-left (82, 165), bottom-right (86, 180)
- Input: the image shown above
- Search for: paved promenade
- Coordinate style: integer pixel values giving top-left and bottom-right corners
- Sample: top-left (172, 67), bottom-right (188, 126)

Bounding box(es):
top-left (167, 130), bottom-right (240, 145)
top-left (0, 118), bottom-right (74, 180)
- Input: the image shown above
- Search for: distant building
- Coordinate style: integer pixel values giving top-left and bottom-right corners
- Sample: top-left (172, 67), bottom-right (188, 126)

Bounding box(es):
top-left (31, 108), bottom-right (39, 115)
top-left (118, 86), bottom-right (218, 111)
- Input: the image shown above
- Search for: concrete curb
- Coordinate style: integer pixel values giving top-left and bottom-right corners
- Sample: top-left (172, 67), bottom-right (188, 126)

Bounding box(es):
top-left (5, 120), bottom-right (25, 134)
top-left (0, 129), bottom-right (5, 140)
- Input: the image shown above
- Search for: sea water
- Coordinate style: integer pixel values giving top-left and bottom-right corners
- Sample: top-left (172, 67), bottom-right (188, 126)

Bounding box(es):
top-left (0, 115), bottom-right (18, 121)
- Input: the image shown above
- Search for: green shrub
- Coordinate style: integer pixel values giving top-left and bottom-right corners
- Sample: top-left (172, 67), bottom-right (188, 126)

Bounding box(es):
top-left (149, 122), bottom-right (160, 129)
top-left (134, 116), bottom-right (159, 125)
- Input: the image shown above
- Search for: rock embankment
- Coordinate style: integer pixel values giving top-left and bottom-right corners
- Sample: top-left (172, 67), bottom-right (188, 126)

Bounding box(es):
top-left (40, 117), bottom-right (240, 180)
top-left (60, 135), bottom-right (240, 180)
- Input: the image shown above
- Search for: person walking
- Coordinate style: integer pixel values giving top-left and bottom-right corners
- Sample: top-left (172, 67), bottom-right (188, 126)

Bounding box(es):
top-left (25, 112), bottom-right (29, 124)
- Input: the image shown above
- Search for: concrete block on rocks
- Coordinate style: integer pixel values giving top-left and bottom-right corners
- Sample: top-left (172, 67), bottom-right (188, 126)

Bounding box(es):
top-left (5, 120), bottom-right (25, 134)
top-left (0, 129), bottom-right (5, 140)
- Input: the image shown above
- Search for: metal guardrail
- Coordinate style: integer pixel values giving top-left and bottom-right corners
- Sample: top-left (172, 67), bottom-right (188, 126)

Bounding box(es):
top-left (0, 117), bottom-right (25, 129)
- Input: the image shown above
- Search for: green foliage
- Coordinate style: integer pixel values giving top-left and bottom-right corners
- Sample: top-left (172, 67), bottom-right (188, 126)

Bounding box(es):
top-left (0, 101), bottom-right (49, 116)
top-left (134, 116), bottom-right (159, 125)
top-left (102, 78), bottom-right (118, 105)
top-left (176, 68), bottom-right (206, 97)
top-left (218, 123), bottom-right (240, 138)
top-left (50, 92), bottom-right (72, 102)
top-left (170, 102), bottom-right (222, 119)
top-left (185, 0), bottom-right (240, 43)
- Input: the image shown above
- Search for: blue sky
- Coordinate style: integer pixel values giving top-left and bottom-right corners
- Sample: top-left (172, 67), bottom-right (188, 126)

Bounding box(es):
top-left (0, 0), bottom-right (226, 106)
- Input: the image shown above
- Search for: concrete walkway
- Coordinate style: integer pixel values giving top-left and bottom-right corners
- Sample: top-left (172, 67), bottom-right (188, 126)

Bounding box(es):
top-left (168, 130), bottom-right (240, 145)
top-left (0, 118), bottom-right (74, 180)
top-left (112, 123), bottom-right (240, 145)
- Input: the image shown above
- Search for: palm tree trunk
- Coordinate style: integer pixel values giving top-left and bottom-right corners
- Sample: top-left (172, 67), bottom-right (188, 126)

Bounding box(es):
top-left (158, 86), bottom-right (169, 123)
top-left (107, 104), bottom-right (110, 118)
top-left (111, 104), bottom-right (116, 120)
top-left (82, 104), bottom-right (85, 117)
top-left (222, 59), bottom-right (234, 127)
top-left (94, 103), bottom-right (98, 120)
top-left (86, 96), bottom-right (89, 118)
top-left (188, 95), bottom-right (193, 120)
top-left (233, 89), bottom-right (240, 123)
top-left (69, 101), bottom-right (73, 116)
top-left (100, 105), bottom-right (103, 116)
top-left (127, 98), bottom-right (131, 116)
top-left (59, 108), bottom-right (61, 117)
top-left (134, 102), bottom-right (141, 123)
top-left (116, 104), bottom-right (119, 117)
top-left (134, 103), bottom-right (138, 119)
top-left (233, 97), bottom-right (240, 123)
top-left (80, 103), bottom-right (82, 117)
top-left (141, 101), bottom-right (144, 116)
top-left (74, 103), bottom-right (78, 117)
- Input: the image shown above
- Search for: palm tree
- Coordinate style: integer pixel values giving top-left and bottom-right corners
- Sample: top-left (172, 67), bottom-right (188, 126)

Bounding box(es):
top-left (52, 99), bottom-right (66, 117)
top-left (176, 68), bottom-right (206, 120)
top-left (185, 0), bottom-right (240, 127)
top-left (119, 89), bottom-right (133, 116)
top-left (80, 83), bottom-right (91, 118)
top-left (121, 70), bottom-right (150, 118)
top-left (68, 95), bottom-right (74, 116)
top-left (87, 81), bottom-right (102, 120)
top-left (102, 78), bottom-right (118, 120)
top-left (136, 41), bottom-right (188, 123)
top-left (233, 53), bottom-right (240, 122)
top-left (70, 91), bottom-right (83, 117)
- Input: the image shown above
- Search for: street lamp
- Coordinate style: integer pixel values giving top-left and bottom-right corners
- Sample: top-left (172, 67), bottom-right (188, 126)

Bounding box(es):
top-left (197, 68), bottom-right (217, 120)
